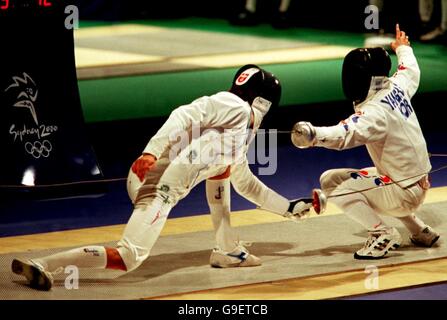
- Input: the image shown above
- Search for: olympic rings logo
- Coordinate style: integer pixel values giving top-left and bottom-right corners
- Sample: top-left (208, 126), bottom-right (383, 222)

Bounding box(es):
top-left (25, 140), bottom-right (53, 159)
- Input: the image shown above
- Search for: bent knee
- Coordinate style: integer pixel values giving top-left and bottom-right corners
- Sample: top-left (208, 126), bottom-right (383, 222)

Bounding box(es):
top-left (320, 169), bottom-right (354, 192)
top-left (117, 239), bottom-right (150, 273)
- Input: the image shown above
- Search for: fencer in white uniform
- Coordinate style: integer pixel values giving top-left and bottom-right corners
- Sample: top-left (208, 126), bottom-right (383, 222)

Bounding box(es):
top-left (124, 66), bottom-right (310, 270)
top-left (291, 25), bottom-right (440, 259)
top-left (12, 65), bottom-right (312, 290)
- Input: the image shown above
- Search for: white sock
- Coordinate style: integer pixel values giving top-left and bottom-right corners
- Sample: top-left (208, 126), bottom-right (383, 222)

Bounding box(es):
top-left (279, 0), bottom-right (290, 13)
top-left (245, 0), bottom-right (257, 13)
top-left (33, 246), bottom-right (107, 273)
top-left (206, 178), bottom-right (236, 252)
top-left (332, 192), bottom-right (384, 230)
top-left (419, 0), bottom-right (434, 23)
top-left (442, 0), bottom-right (447, 30)
top-left (397, 213), bottom-right (426, 235)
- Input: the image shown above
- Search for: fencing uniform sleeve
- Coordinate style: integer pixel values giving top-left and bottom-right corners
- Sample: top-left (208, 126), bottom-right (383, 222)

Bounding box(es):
top-left (143, 103), bottom-right (209, 159)
top-left (314, 106), bottom-right (388, 150)
top-left (143, 94), bottom-right (250, 159)
top-left (391, 46), bottom-right (421, 99)
top-left (231, 159), bottom-right (290, 215)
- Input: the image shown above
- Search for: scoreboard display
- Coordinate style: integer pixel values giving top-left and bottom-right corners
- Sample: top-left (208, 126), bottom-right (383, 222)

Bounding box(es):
top-left (0, 0), bottom-right (61, 14)
top-left (0, 0), bottom-right (103, 198)
top-left (1, 0), bottom-right (54, 10)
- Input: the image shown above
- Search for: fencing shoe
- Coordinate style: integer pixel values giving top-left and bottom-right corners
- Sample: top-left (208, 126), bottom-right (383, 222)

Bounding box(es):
top-left (410, 226), bottom-right (440, 247)
top-left (210, 242), bottom-right (261, 268)
top-left (12, 258), bottom-right (54, 291)
top-left (354, 227), bottom-right (402, 260)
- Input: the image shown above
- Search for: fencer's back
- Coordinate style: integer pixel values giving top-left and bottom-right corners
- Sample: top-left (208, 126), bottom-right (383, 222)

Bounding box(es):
top-left (362, 78), bottom-right (431, 187)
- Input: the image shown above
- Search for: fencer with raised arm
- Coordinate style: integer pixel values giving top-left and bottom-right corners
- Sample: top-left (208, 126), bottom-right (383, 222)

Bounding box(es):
top-left (291, 25), bottom-right (440, 259)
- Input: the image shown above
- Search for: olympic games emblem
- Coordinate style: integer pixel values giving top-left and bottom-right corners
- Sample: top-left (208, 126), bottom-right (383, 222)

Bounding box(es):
top-left (25, 140), bottom-right (53, 159)
top-left (5, 72), bottom-right (58, 160)
top-left (5, 72), bottom-right (39, 126)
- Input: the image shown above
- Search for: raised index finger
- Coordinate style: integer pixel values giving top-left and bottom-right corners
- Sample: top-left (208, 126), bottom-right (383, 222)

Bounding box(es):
top-left (396, 23), bottom-right (401, 39)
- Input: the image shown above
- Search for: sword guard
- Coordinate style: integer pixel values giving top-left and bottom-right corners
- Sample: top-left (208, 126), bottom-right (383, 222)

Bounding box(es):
top-left (312, 188), bottom-right (327, 214)
top-left (291, 188), bottom-right (327, 215)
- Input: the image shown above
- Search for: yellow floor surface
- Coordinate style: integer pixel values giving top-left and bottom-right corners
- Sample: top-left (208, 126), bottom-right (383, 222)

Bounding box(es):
top-left (1, 187), bottom-right (445, 299)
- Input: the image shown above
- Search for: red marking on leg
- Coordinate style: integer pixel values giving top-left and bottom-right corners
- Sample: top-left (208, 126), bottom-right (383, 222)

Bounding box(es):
top-left (373, 222), bottom-right (383, 229)
top-left (381, 176), bottom-right (391, 183)
top-left (209, 166), bottom-right (231, 180)
top-left (150, 211), bottom-right (161, 225)
top-left (215, 186), bottom-right (224, 200)
top-left (359, 170), bottom-right (369, 176)
top-left (105, 247), bottom-right (127, 271)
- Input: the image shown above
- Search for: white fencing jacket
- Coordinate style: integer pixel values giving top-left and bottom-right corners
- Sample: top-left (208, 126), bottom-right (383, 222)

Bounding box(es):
top-left (143, 91), bottom-right (291, 214)
top-left (313, 46), bottom-right (431, 188)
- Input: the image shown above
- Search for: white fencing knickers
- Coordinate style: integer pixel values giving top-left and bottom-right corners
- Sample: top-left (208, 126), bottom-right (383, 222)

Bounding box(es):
top-left (319, 167), bottom-right (429, 230)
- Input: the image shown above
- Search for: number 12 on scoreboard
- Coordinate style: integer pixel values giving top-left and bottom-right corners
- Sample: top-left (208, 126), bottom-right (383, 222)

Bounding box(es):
top-left (0, 0), bottom-right (9, 10)
top-left (1, 0), bottom-right (53, 10)
top-left (38, 0), bottom-right (52, 7)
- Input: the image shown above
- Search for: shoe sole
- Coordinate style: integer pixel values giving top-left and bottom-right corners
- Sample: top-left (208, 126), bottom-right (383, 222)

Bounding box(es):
top-left (354, 242), bottom-right (400, 260)
top-left (210, 261), bottom-right (262, 268)
top-left (210, 255), bottom-right (262, 268)
top-left (11, 259), bottom-right (52, 291)
top-left (210, 261), bottom-right (239, 268)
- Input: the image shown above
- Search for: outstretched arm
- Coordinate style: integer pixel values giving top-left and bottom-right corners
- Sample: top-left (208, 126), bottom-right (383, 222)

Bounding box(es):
top-left (291, 105), bottom-right (388, 150)
top-left (231, 159), bottom-right (312, 220)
